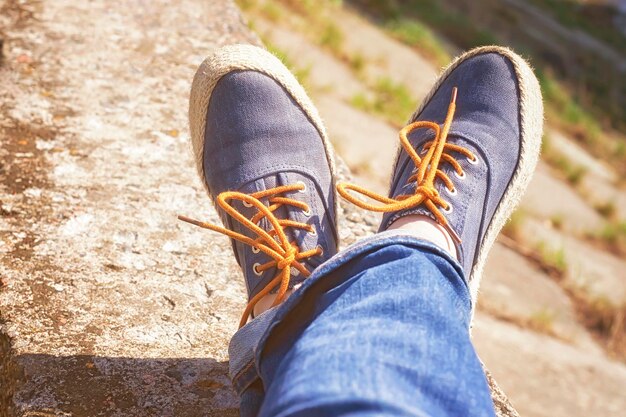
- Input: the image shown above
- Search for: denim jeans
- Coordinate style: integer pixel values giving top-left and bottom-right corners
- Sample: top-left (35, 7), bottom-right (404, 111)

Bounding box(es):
top-left (228, 231), bottom-right (496, 417)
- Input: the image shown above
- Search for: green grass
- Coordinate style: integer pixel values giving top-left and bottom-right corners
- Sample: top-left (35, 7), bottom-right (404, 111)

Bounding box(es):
top-left (528, 308), bottom-right (556, 334)
top-left (260, 1), bottom-right (283, 22)
top-left (594, 200), bottom-right (617, 220)
top-left (319, 22), bottom-right (345, 54)
top-left (614, 141), bottom-right (626, 159)
top-left (547, 153), bottom-right (587, 186)
top-left (235, 0), bottom-right (257, 11)
top-left (263, 39), bottom-right (311, 89)
top-left (351, 0), bottom-right (498, 48)
top-left (502, 208), bottom-right (527, 241)
top-left (347, 52), bottom-right (366, 75)
top-left (385, 19), bottom-right (451, 67)
top-left (589, 220), bottom-right (626, 256)
top-left (275, 0), bottom-right (356, 68)
top-left (599, 221), bottom-right (626, 243)
top-left (536, 241), bottom-right (567, 276)
top-left (349, 0), bottom-right (626, 175)
top-left (541, 135), bottom-right (587, 186)
top-left (538, 71), bottom-right (602, 148)
top-left (527, 0), bottom-right (626, 56)
top-left (350, 77), bottom-right (416, 126)
top-left (550, 214), bottom-right (564, 230)
top-left (544, 155), bottom-right (587, 186)
top-left (573, 293), bottom-right (626, 360)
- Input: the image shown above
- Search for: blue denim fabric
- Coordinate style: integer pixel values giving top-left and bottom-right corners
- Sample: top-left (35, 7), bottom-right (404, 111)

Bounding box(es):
top-left (228, 231), bottom-right (495, 417)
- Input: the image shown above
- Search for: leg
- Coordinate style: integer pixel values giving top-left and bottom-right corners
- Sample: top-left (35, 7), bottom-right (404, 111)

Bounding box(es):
top-left (258, 46), bottom-right (541, 416)
top-left (259, 240), bottom-right (495, 417)
top-left (182, 44), bottom-right (341, 414)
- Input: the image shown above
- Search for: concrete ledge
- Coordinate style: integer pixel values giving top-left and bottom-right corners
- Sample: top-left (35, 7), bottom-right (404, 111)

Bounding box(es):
top-left (0, 1), bottom-right (517, 415)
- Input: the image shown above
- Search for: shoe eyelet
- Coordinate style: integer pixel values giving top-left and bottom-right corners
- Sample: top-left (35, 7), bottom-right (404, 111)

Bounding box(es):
top-left (253, 263), bottom-right (263, 276)
top-left (443, 202), bottom-right (453, 214)
top-left (455, 171), bottom-right (466, 180)
top-left (296, 181), bottom-right (307, 193)
top-left (252, 246), bottom-right (260, 254)
top-left (468, 155), bottom-right (479, 165)
top-left (446, 187), bottom-right (457, 196)
top-left (309, 228), bottom-right (317, 236)
top-left (242, 201), bottom-right (253, 208)
top-left (316, 245), bottom-right (324, 256)
top-left (303, 207), bottom-right (311, 217)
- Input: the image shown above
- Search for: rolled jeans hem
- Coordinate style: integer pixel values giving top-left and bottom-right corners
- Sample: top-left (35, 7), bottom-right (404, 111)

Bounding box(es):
top-left (228, 230), bottom-right (467, 395)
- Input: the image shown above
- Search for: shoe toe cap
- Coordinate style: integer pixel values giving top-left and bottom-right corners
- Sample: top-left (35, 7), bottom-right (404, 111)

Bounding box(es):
top-left (204, 70), bottom-right (329, 195)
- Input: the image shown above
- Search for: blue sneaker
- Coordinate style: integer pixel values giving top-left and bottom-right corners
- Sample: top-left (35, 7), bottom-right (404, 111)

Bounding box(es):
top-left (338, 46), bottom-right (543, 310)
top-left (181, 44), bottom-right (338, 327)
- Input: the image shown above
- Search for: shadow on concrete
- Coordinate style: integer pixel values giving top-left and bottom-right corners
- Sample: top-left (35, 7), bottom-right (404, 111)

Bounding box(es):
top-left (5, 354), bottom-right (239, 417)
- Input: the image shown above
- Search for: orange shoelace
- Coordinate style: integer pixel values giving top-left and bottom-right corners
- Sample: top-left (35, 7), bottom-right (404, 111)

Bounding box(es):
top-left (337, 87), bottom-right (476, 243)
top-left (178, 183), bottom-right (322, 328)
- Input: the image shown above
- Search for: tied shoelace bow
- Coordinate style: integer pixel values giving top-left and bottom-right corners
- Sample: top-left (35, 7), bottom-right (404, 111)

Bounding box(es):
top-left (178, 183), bottom-right (322, 328)
top-left (337, 87), bottom-right (476, 243)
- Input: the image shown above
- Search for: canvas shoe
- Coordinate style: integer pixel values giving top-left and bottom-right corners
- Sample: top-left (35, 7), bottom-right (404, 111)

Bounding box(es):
top-left (181, 44), bottom-right (339, 327)
top-left (338, 46), bottom-right (543, 309)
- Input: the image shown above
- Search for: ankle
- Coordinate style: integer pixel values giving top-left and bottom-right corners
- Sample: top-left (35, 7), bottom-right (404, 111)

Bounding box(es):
top-left (252, 288), bottom-right (294, 317)
top-left (387, 215), bottom-right (459, 260)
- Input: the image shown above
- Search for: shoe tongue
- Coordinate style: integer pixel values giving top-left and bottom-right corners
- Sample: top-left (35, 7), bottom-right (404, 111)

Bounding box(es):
top-left (383, 127), bottom-right (478, 228)
top-left (256, 174), bottom-right (295, 245)
top-left (258, 173), bottom-right (320, 280)
top-left (405, 121), bottom-right (479, 171)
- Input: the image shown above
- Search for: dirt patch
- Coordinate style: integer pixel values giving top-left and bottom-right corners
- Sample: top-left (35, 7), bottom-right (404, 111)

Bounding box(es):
top-left (0, 115), bottom-right (57, 266)
top-left (478, 302), bottom-right (566, 341)
top-left (570, 292), bottom-right (626, 362)
top-left (0, 0), bottom-right (39, 30)
top-left (0, 329), bottom-right (22, 417)
top-left (0, 2), bottom-right (59, 414)
top-left (0, 119), bottom-right (53, 194)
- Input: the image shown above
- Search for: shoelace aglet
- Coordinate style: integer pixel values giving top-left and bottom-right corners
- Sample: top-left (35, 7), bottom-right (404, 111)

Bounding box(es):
top-left (450, 87), bottom-right (458, 104)
top-left (177, 214), bottom-right (209, 229)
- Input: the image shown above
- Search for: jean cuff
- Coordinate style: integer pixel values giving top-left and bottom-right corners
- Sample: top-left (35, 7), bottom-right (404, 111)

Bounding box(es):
top-left (228, 230), bottom-right (466, 394)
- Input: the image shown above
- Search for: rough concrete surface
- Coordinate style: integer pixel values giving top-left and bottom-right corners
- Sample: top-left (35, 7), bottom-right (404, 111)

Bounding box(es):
top-left (0, 0), bottom-right (257, 415)
top-left (474, 313), bottom-right (626, 417)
